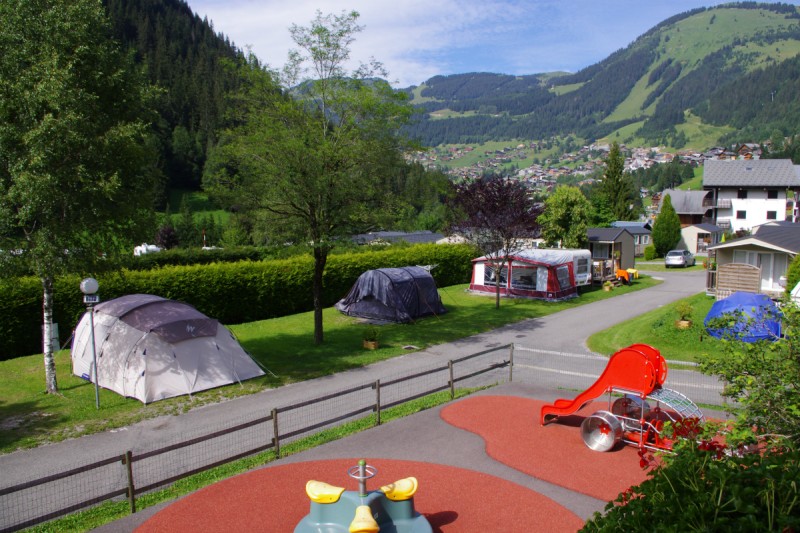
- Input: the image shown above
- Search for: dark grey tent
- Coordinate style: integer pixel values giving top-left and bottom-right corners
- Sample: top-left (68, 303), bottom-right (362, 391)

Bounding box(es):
top-left (335, 266), bottom-right (447, 323)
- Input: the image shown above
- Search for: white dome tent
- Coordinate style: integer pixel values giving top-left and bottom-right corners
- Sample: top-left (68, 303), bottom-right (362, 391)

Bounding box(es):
top-left (71, 294), bottom-right (265, 404)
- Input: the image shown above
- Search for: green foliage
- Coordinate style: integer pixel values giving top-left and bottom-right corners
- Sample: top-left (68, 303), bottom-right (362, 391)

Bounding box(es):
top-left (0, 0), bottom-right (159, 392)
top-left (700, 297), bottom-right (800, 445)
top-left (675, 301), bottom-right (694, 321)
top-left (539, 186), bottom-right (591, 248)
top-left (362, 326), bottom-right (380, 342)
top-left (629, 160), bottom-right (696, 192)
top-left (206, 10), bottom-right (414, 344)
top-left (582, 442), bottom-right (800, 532)
top-left (175, 195), bottom-right (200, 247)
top-left (786, 251), bottom-right (800, 294)
top-left (601, 142), bottom-right (640, 221)
top-left (644, 245), bottom-right (657, 260)
top-left (0, 244), bottom-right (478, 359)
top-left (651, 193), bottom-right (682, 256)
top-left (104, 0), bottom-right (247, 192)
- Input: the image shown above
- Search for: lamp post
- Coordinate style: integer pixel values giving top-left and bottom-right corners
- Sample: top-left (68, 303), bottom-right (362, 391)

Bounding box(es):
top-left (80, 278), bottom-right (101, 409)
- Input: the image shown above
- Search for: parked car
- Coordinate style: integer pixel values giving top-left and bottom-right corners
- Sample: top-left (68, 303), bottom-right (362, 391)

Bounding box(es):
top-left (665, 249), bottom-right (695, 268)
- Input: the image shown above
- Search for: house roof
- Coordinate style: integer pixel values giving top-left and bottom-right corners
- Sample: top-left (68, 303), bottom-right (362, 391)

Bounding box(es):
top-left (660, 189), bottom-right (710, 215)
top-left (703, 159), bottom-right (799, 188)
top-left (587, 227), bottom-right (632, 243)
top-left (617, 226), bottom-right (650, 235)
top-left (690, 223), bottom-right (724, 234)
top-left (611, 220), bottom-right (652, 231)
top-left (709, 223), bottom-right (800, 254)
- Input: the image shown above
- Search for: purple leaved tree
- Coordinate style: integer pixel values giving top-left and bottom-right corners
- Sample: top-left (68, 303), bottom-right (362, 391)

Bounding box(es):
top-left (448, 176), bottom-right (542, 309)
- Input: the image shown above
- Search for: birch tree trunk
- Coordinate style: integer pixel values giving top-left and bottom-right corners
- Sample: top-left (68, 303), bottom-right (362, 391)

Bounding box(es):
top-left (41, 275), bottom-right (58, 393)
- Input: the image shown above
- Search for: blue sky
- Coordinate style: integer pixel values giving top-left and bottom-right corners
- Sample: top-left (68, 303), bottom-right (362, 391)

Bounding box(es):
top-left (188, 1), bottom-right (798, 87)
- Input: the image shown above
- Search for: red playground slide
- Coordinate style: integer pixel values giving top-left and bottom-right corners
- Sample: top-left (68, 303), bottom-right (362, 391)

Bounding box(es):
top-left (540, 344), bottom-right (667, 425)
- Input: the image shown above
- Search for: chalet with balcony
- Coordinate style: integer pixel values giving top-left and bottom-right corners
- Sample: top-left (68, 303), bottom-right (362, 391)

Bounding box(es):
top-left (703, 159), bottom-right (800, 233)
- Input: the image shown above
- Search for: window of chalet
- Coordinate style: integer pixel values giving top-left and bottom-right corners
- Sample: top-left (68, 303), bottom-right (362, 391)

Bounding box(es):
top-left (767, 211), bottom-right (777, 220)
top-left (737, 190), bottom-right (748, 199)
top-left (767, 189), bottom-right (778, 199)
top-left (736, 210), bottom-right (746, 219)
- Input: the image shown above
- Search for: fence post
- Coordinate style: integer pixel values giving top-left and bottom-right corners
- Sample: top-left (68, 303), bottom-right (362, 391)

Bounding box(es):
top-left (374, 380), bottom-right (381, 426)
top-left (272, 408), bottom-right (280, 458)
top-left (123, 450), bottom-right (136, 514)
top-left (448, 360), bottom-right (455, 399)
top-left (509, 343), bottom-right (514, 382)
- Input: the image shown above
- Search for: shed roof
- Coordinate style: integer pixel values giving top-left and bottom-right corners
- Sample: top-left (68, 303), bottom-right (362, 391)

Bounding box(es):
top-left (587, 228), bottom-right (632, 242)
top-left (703, 159), bottom-right (799, 188)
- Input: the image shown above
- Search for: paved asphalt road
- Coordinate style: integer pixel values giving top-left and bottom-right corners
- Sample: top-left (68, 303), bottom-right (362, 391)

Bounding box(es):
top-left (0, 268), bottom-right (707, 530)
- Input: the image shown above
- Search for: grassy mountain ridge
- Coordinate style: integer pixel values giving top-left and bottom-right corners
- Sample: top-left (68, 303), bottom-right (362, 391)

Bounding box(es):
top-left (405, 2), bottom-right (800, 150)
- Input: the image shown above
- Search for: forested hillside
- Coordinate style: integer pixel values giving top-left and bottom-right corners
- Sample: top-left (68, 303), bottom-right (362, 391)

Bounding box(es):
top-left (405, 2), bottom-right (800, 150)
top-left (101, 0), bottom-right (800, 189)
top-left (104, 0), bottom-right (246, 201)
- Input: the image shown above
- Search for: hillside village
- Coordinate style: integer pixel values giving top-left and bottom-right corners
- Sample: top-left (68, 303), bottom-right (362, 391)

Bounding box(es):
top-left (411, 142), bottom-right (766, 195)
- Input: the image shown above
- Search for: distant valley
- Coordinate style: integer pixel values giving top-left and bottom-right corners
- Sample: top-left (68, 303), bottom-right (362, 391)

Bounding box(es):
top-left (401, 2), bottom-right (800, 163)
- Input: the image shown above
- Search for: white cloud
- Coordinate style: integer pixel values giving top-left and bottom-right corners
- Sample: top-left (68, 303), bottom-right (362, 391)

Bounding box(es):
top-left (187, 0), bottom-right (784, 87)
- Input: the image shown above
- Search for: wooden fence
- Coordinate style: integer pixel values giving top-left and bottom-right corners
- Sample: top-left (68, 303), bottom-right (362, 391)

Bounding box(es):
top-left (0, 346), bottom-right (512, 533)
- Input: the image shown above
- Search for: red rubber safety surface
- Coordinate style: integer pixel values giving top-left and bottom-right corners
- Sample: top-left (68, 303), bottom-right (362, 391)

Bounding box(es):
top-left (136, 394), bottom-right (654, 532)
top-left (440, 395), bottom-right (650, 501)
top-left (135, 459), bottom-right (584, 533)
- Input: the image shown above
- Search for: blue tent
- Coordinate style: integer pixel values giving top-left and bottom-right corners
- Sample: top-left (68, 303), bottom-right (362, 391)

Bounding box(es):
top-left (704, 292), bottom-right (781, 342)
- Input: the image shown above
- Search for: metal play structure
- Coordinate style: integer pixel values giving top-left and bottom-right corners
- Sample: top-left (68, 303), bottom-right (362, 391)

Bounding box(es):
top-left (540, 344), bottom-right (704, 453)
top-left (295, 460), bottom-right (432, 533)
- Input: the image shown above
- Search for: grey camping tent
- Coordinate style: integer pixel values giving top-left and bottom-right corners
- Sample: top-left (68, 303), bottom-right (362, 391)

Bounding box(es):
top-left (71, 294), bottom-right (265, 403)
top-left (335, 266), bottom-right (447, 323)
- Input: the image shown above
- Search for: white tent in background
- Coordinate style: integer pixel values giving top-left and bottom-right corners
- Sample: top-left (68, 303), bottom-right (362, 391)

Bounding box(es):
top-left (71, 294), bottom-right (265, 404)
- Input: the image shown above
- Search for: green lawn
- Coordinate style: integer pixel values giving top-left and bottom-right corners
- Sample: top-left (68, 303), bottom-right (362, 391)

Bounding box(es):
top-left (0, 277), bottom-right (659, 454)
top-left (587, 291), bottom-right (721, 362)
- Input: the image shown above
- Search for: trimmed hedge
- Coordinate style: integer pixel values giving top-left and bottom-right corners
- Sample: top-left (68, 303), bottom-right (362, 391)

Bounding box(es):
top-left (0, 243), bottom-right (478, 360)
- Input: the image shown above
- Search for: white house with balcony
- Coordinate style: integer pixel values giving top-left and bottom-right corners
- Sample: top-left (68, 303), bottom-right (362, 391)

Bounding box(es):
top-left (703, 159), bottom-right (800, 233)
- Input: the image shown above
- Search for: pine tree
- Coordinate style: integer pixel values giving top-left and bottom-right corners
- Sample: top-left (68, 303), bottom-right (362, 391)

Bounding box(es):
top-left (652, 193), bottom-right (682, 257)
top-left (601, 142), bottom-right (639, 221)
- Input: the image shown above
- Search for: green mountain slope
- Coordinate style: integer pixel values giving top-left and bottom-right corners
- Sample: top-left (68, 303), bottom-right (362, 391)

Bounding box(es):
top-left (405, 2), bottom-right (800, 150)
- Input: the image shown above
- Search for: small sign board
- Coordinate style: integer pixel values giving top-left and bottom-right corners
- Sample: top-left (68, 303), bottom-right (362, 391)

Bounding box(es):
top-left (83, 294), bottom-right (100, 304)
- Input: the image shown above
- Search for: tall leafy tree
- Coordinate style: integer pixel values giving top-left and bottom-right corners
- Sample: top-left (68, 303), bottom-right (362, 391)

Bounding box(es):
top-left (447, 176), bottom-right (541, 309)
top-left (539, 186), bottom-right (591, 248)
top-left (0, 0), bottom-right (156, 392)
top-left (651, 193), bottom-right (681, 257)
top-left (204, 10), bottom-right (412, 344)
top-left (601, 142), bottom-right (639, 221)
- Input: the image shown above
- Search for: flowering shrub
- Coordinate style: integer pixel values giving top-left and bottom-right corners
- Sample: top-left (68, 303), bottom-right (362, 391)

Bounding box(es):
top-left (582, 436), bottom-right (800, 532)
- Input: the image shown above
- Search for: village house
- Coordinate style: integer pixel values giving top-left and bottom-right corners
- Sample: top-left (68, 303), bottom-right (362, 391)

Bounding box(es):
top-left (703, 159), bottom-right (800, 233)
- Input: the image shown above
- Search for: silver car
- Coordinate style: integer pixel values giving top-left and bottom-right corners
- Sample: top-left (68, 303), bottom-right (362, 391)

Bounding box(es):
top-left (665, 249), bottom-right (695, 268)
